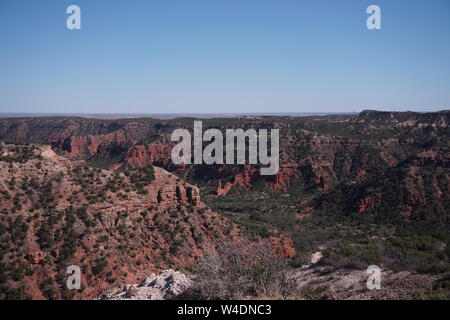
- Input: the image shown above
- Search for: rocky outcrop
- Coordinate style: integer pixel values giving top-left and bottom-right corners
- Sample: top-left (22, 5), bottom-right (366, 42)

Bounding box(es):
top-left (294, 264), bottom-right (443, 300)
top-left (217, 180), bottom-right (233, 196)
top-left (358, 196), bottom-right (378, 214)
top-left (216, 168), bottom-right (258, 196)
top-left (122, 143), bottom-right (173, 169)
top-left (60, 130), bottom-right (127, 157)
top-left (271, 164), bottom-right (298, 192)
top-left (290, 251), bottom-right (447, 300)
top-left (100, 269), bottom-right (192, 300)
top-left (215, 163), bottom-right (302, 196)
top-left (412, 148), bottom-right (450, 168)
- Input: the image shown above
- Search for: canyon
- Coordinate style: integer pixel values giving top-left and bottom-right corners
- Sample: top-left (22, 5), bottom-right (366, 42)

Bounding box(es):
top-left (0, 143), bottom-right (292, 299)
top-left (0, 110), bottom-right (449, 299)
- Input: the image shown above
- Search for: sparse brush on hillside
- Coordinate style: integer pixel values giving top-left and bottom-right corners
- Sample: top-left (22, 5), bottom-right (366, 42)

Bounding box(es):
top-left (0, 143), bottom-right (262, 299)
top-left (184, 239), bottom-right (298, 300)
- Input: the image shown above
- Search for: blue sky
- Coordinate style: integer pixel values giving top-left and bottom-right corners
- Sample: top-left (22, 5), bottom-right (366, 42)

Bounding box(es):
top-left (0, 0), bottom-right (449, 114)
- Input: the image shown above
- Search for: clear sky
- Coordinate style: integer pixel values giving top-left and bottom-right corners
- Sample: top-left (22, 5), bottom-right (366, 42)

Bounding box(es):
top-left (0, 0), bottom-right (449, 114)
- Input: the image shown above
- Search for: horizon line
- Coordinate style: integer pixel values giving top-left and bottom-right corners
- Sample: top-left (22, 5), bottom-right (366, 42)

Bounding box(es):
top-left (0, 110), bottom-right (448, 120)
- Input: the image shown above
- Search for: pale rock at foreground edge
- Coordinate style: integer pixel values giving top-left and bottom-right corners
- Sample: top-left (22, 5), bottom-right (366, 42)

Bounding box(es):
top-left (100, 269), bottom-right (192, 300)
